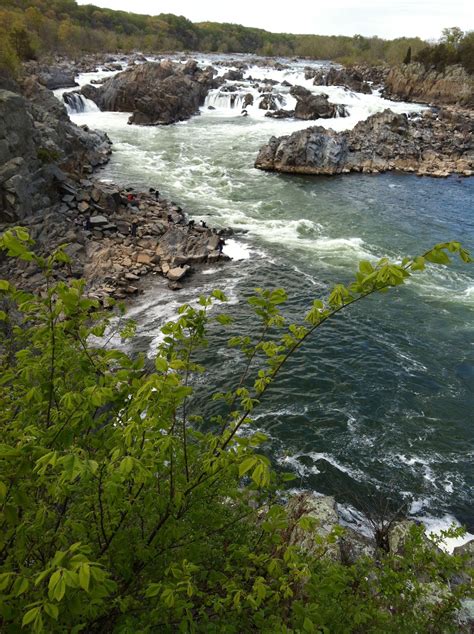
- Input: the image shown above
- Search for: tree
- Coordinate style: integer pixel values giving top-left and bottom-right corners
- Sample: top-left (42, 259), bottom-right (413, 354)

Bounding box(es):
top-left (0, 228), bottom-right (472, 632)
top-left (441, 26), bottom-right (464, 48)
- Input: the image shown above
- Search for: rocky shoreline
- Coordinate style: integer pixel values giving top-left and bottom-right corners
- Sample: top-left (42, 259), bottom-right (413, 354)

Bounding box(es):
top-left (0, 177), bottom-right (230, 303)
top-left (0, 69), bottom-right (230, 302)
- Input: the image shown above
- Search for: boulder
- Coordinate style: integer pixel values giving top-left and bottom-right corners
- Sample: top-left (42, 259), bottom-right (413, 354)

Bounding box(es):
top-left (290, 86), bottom-right (347, 119)
top-left (287, 493), bottom-right (341, 560)
top-left (222, 69), bottom-right (244, 81)
top-left (89, 215), bottom-right (108, 226)
top-left (258, 93), bottom-right (281, 110)
top-left (81, 60), bottom-right (219, 125)
top-left (33, 64), bottom-right (78, 90)
top-left (167, 265), bottom-right (190, 282)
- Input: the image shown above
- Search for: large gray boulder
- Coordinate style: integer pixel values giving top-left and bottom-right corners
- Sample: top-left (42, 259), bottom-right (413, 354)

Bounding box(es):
top-left (82, 59), bottom-right (218, 125)
top-left (290, 86), bottom-right (347, 119)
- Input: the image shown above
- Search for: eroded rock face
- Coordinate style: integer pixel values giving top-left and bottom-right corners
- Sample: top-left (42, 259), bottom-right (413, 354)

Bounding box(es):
top-left (382, 63), bottom-right (474, 107)
top-left (81, 59), bottom-right (219, 125)
top-left (255, 108), bottom-right (473, 177)
top-left (0, 80), bottom-right (111, 221)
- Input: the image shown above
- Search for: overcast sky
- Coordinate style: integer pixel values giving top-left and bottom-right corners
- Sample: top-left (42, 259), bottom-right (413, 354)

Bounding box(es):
top-left (76, 0), bottom-right (472, 40)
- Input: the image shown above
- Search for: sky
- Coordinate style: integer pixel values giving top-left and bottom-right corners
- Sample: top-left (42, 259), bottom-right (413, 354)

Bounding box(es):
top-left (76, 0), bottom-right (473, 40)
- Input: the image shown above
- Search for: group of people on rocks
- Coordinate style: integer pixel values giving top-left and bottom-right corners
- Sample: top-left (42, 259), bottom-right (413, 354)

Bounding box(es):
top-left (81, 186), bottom-right (227, 257)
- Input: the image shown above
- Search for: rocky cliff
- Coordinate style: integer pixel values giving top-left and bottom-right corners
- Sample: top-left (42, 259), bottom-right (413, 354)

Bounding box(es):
top-left (81, 59), bottom-right (219, 125)
top-left (255, 108), bottom-right (473, 177)
top-left (382, 63), bottom-right (474, 107)
top-left (0, 79), bottom-right (111, 222)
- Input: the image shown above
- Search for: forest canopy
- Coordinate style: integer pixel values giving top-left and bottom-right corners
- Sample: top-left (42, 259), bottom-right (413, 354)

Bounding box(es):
top-left (0, 0), bottom-right (432, 73)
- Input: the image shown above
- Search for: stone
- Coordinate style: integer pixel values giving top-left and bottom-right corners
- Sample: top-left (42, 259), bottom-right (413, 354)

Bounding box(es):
top-left (89, 215), bottom-right (108, 225)
top-left (287, 493), bottom-right (341, 561)
top-left (382, 63), bottom-right (474, 107)
top-left (136, 253), bottom-right (152, 265)
top-left (167, 265), bottom-right (189, 281)
top-left (255, 108), bottom-right (473, 177)
top-left (78, 201), bottom-right (90, 213)
top-left (124, 272), bottom-right (140, 281)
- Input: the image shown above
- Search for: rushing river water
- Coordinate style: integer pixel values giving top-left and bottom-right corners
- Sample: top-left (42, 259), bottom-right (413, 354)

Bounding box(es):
top-left (60, 55), bottom-right (474, 542)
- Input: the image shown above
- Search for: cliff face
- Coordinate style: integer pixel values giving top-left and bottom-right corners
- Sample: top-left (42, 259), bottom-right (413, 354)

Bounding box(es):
top-left (0, 80), bottom-right (111, 222)
top-left (382, 63), bottom-right (474, 107)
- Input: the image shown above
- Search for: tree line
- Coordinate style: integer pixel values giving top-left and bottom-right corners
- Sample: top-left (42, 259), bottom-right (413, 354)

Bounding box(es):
top-left (1, 0), bottom-right (430, 75)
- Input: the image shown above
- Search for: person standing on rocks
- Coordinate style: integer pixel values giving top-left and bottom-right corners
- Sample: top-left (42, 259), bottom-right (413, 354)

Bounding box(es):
top-left (130, 221), bottom-right (138, 237)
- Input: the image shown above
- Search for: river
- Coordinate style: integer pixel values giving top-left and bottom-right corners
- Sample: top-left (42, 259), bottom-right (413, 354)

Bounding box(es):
top-left (58, 54), bottom-right (474, 544)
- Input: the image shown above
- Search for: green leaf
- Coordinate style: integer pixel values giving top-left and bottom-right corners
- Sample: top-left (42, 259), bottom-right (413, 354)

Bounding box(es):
top-left (48, 571), bottom-right (61, 600)
top-left (78, 564), bottom-right (90, 592)
top-left (43, 603), bottom-right (58, 620)
top-left (239, 456), bottom-right (257, 477)
top-left (119, 456), bottom-right (134, 477)
top-left (22, 607), bottom-right (40, 626)
top-left (303, 617), bottom-right (316, 633)
top-left (0, 280), bottom-right (9, 291)
top-left (54, 577), bottom-right (66, 601)
top-left (13, 576), bottom-right (29, 596)
top-left (155, 357), bottom-right (168, 372)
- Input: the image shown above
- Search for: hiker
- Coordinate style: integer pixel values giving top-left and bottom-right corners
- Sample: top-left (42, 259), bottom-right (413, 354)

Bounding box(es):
top-left (218, 238), bottom-right (225, 254)
top-left (84, 216), bottom-right (92, 231)
top-left (200, 220), bottom-right (207, 228)
top-left (130, 221), bottom-right (138, 237)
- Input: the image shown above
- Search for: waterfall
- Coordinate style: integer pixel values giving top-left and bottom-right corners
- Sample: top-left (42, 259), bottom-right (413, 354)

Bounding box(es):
top-left (204, 88), bottom-right (259, 112)
top-left (63, 92), bottom-right (100, 114)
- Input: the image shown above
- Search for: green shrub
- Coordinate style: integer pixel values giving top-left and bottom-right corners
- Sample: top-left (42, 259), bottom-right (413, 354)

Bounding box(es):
top-left (0, 228), bottom-right (472, 632)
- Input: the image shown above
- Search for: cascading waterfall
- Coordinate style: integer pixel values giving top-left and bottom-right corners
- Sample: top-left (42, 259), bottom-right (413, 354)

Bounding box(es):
top-left (63, 92), bottom-right (100, 114)
top-left (205, 89), bottom-right (256, 111)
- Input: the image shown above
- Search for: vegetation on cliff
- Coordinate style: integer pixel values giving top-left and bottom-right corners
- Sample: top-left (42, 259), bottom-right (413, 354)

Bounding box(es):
top-left (415, 27), bottom-right (474, 74)
top-left (0, 0), bottom-right (428, 76)
top-left (0, 228), bottom-right (472, 632)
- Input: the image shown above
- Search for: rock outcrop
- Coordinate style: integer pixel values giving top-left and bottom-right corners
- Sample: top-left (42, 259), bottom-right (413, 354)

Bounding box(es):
top-left (382, 63), bottom-right (474, 107)
top-left (0, 180), bottom-right (230, 302)
top-left (255, 108), bottom-right (473, 177)
top-left (81, 59), bottom-right (218, 125)
top-left (0, 81), bottom-right (111, 222)
top-left (265, 86), bottom-right (347, 120)
top-left (310, 66), bottom-right (373, 94)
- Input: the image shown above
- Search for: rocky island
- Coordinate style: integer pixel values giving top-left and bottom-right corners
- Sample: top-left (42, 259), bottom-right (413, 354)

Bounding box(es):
top-left (255, 107), bottom-right (473, 177)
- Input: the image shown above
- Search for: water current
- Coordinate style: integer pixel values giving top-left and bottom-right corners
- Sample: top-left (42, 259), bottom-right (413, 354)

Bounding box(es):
top-left (58, 54), bottom-right (474, 543)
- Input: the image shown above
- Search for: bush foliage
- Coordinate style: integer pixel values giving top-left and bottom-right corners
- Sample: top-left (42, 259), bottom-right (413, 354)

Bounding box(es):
top-left (0, 228), bottom-right (472, 632)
